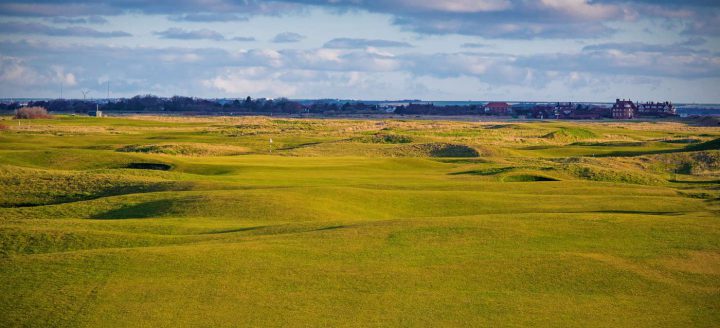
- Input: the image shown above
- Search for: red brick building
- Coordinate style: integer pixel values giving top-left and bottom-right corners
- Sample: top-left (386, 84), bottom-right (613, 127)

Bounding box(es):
top-left (637, 101), bottom-right (676, 117)
top-left (611, 99), bottom-right (637, 119)
top-left (484, 102), bottom-right (510, 115)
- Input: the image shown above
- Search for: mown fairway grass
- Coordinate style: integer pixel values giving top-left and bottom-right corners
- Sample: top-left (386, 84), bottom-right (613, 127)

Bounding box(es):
top-left (1, 115), bottom-right (719, 327)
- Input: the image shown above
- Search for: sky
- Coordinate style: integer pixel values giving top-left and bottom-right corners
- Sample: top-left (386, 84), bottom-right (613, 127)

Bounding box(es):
top-left (0, 0), bottom-right (718, 102)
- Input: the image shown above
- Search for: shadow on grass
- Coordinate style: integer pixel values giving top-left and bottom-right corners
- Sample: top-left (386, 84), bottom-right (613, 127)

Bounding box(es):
top-left (503, 174), bottom-right (560, 182)
top-left (91, 198), bottom-right (183, 219)
top-left (596, 137), bottom-right (719, 157)
top-left (126, 162), bottom-right (172, 171)
top-left (200, 226), bottom-right (269, 235)
top-left (570, 141), bottom-right (645, 147)
top-left (1, 183), bottom-right (186, 209)
top-left (669, 179), bottom-right (720, 185)
top-left (313, 225), bottom-right (348, 231)
top-left (589, 210), bottom-right (684, 216)
top-left (449, 167), bottom-right (515, 176)
top-left (434, 158), bottom-right (489, 164)
top-left (275, 141), bottom-right (324, 151)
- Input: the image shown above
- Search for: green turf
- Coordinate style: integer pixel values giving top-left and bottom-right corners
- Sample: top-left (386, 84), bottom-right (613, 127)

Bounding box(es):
top-left (1, 115), bottom-right (719, 327)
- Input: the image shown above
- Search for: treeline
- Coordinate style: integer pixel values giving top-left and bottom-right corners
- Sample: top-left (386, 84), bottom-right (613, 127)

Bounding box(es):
top-left (394, 104), bottom-right (485, 115)
top-left (0, 102), bottom-right (22, 111)
top-left (1, 96), bottom-right (499, 116)
top-left (306, 101), bottom-right (380, 114)
top-left (14, 96), bottom-right (305, 114)
top-left (0, 95), bottom-right (387, 115)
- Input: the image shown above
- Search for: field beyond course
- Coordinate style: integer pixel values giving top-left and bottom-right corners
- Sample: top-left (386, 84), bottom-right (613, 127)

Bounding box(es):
top-left (1, 115), bottom-right (719, 327)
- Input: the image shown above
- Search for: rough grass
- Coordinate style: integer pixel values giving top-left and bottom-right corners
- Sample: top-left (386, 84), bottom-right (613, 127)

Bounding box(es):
top-left (559, 160), bottom-right (666, 185)
top-left (642, 151), bottom-right (720, 175)
top-left (359, 133), bottom-right (413, 144)
top-left (543, 127), bottom-right (598, 140)
top-left (388, 143), bottom-right (480, 157)
top-left (1, 115), bottom-right (719, 327)
top-left (117, 143), bottom-right (250, 156)
top-left (0, 165), bottom-right (189, 207)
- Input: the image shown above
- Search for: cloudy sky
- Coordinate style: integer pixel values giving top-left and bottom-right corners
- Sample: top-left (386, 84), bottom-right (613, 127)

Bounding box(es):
top-left (0, 0), bottom-right (718, 102)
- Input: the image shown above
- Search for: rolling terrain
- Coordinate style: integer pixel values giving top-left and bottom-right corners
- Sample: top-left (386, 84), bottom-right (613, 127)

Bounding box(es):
top-left (1, 115), bottom-right (719, 327)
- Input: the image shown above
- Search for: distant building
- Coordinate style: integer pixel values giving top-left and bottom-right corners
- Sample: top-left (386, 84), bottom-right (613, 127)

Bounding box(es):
top-left (533, 105), bottom-right (555, 119)
top-left (572, 105), bottom-right (610, 119)
top-left (611, 99), bottom-right (636, 119)
top-left (637, 101), bottom-right (676, 117)
top-left (484, 102), bottom-right (510, 115)
top-left (88, 105), bottom-right (103, 117)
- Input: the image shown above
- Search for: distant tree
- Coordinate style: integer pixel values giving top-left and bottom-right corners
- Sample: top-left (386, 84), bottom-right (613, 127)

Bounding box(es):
top-left (0, 102), bottom-right (21, 111)
top-left (14, 107), bottom-right (52, 119)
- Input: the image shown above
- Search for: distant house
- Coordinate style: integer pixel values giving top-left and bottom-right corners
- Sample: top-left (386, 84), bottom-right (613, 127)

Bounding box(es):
top-left (484, 102), bottom-right (510, 115)
top-left (611, 99), bottom-right (636, 119)
top-left (512, 103), bottom-right (544, 119)
top-left (637, 101), bottom-right (676, 117)
top-left (532, 105), bottom-right (555, 119)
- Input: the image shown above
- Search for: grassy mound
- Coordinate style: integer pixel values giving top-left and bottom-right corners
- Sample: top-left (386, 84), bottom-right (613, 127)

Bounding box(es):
top-left (0, 149), bottom-right (151, 171)
top-left (388, 143), bottom-right (480, 157)
top-left (357, 133), bottom-right (413, 144)
top-left (561, 162), bottom-right (665, 185)
top-left (87, 191), bottom-right (352, 220)
top-left (643, 150), bottom-right (720, 175)
top-left (544, 127), bottom-right (598, 140)
top-left (117, 143), bottom-right (250, 156)
top-left (0, 165), bottom-right (187, 207)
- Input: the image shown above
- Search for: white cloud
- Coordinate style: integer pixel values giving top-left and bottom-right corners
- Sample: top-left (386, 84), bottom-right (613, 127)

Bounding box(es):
top-left (393, 0), bottom-right (511, 13)
top-left (159, 53), bottom-right (203, 63)
top-left (1, 34), bottom-right (718, 101)
top-left (203, 67), bottom-right (299, 96)
top-left (539, 0), bottom-right (621, 20)
top-left (272, 32), bottom-right (305, 43)
top-left (154, 27), bottom-right (225, 40)
top-left (0, 56), bottom-right (41, 85)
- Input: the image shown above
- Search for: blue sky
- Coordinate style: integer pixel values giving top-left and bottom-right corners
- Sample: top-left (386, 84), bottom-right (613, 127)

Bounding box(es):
top-left (0, 0), bottom-right (718, 102)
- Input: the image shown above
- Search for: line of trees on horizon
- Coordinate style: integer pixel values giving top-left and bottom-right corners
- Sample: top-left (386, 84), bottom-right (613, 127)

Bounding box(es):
top-left (0, 94), bottom-right (687, 118)
top-left (0, 95), bottom-right (391, 116)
